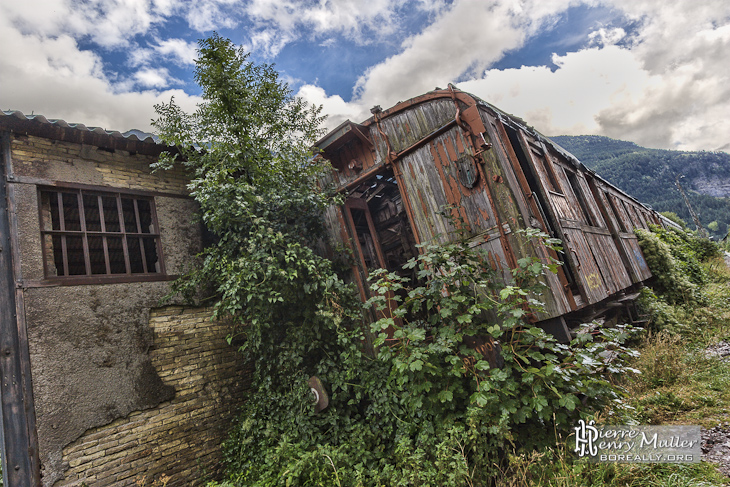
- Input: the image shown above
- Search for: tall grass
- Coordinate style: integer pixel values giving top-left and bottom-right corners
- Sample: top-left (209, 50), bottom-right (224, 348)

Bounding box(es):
top-left (498, 253), bottom-right (730, 486)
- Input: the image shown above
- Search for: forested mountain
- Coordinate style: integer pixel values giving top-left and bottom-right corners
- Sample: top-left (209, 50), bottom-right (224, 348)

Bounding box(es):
top-left (551, 135), bottom-right (730, 239)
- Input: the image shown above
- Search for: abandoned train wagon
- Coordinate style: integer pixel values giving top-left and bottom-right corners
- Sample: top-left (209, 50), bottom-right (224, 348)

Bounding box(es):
top-left (315, 86), bottom-right (667, 339)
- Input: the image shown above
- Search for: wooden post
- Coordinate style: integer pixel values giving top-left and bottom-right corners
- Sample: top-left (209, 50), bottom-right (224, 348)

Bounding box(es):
top-left (0, 131), bottom-right (40, 486)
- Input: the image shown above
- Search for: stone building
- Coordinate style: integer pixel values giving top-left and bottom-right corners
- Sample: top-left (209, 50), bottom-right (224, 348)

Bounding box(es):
top-left (0, 111), bottom-right (248, 487)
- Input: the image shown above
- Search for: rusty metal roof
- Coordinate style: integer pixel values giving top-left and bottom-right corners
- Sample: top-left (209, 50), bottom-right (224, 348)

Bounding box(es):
top-left (0, 110), bottom-right (168, 156)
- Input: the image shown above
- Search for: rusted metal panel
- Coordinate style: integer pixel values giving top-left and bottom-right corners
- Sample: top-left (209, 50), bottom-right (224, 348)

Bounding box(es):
top-left (379, 99), bottom-right (456, 154)
top-left (431, 129), bottom-right (497, 235)
top-left (399, 144), bottom-right (454, 243)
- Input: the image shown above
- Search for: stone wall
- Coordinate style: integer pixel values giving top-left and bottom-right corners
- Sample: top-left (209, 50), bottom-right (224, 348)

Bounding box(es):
top-left (2, 130), bottom-right (250, 485)
top-left (54, 307), bottom-right (250, 487)
top-left (9, 134), bottom-right (190, 195)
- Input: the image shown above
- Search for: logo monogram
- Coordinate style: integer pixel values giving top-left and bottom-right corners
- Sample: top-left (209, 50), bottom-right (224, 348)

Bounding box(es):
top-left (574, 419), bottom-right (599, 457)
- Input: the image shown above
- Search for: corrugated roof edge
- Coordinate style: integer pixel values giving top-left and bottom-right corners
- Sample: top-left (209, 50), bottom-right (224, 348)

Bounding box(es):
top-left (0, 110), bottom-right (169, 156)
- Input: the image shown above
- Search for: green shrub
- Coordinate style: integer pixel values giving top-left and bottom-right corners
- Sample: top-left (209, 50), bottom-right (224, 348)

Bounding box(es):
top-left (635, 229), bottom-right (701, 305)
top-left (210, 230), bottom-right (640, 486)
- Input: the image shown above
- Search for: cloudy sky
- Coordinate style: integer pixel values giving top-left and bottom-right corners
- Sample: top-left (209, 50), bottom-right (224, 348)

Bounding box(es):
top-left (1, 0), bottom-right (728, 151)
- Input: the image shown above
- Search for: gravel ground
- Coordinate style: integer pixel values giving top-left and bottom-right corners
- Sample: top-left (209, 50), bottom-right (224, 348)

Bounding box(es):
top-left (705, 341), bottom-right (730, 360)
top-left (702, 423), bottom-right (730, 477)
top-left (689, 252), bottom-right (730, 477)
top-left (703, 310), bottom-right (730, 478)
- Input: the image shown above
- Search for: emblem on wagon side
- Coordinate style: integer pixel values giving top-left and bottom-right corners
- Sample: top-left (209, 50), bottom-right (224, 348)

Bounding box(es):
top-left (456, 153), bottom-right (479, 189)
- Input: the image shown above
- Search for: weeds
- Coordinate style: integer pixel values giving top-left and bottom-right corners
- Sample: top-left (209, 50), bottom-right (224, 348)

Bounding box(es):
top-left (506, 229), bottom-right (730, 486)
top-left (497, 444), bottom-right (728, 486)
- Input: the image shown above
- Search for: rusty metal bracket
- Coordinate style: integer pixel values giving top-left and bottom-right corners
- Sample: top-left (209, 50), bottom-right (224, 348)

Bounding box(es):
top-left (372, 107), bottom-right (396, 165)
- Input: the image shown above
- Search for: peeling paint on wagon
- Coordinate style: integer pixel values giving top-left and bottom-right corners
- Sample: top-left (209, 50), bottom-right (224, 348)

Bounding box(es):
top-left (316, 86), bottom-right (675, 337)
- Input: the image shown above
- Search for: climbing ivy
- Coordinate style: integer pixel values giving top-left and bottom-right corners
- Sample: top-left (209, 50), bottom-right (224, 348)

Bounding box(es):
top-left (635, 225), bottom-right (721, 333)
top-left (635, 225), bottom-right (720, 306)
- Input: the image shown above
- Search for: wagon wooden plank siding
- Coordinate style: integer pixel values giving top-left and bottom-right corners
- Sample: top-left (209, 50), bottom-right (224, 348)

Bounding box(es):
top-left (316, 86), bottom-right (671, 337)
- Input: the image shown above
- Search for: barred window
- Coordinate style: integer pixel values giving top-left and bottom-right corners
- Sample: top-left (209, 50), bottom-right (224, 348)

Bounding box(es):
top-left (39, 188), bottom-right (164, 280)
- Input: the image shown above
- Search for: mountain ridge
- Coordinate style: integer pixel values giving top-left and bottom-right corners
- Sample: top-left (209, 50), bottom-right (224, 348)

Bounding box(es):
top-left (550, 135), bottom-right (730, 238)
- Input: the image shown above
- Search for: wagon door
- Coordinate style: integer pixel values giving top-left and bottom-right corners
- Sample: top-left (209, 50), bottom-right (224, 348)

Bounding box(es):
top-left (395, 125), bottom-right (513, 284)
top-left (514, 133), bottom-right (632, 306)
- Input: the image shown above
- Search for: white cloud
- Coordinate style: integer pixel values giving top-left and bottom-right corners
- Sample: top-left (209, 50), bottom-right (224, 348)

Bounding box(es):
top-left (588, 0), bottom-right (730, 149)
top-left (307, 0), bottom-right (730, 151)
top-left (296, 84), bottom-right (369, 132)
top-left (588, 27), bottom-right (626, 47)
top-left (2, 0), bottom-right (728, 152)
top-left (134, 67), bottom-right (180, 88)
top-left (241, 0), bottom-right (414, 56)
top-left (459, 47), bottom-right (647, 134)
top-left (154, 38), bottom-right (198, 65)
top-left (348, 0), bottom-right (583, 117)
top-left (184, 0), bottom-right (240, 31)
top-left (128, 38), bottom-right (198, 73)
top-left (0, 9), bottom-right (200, 132)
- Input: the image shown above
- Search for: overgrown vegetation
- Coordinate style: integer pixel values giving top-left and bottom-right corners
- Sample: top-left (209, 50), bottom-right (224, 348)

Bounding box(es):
top-left (493, 228), bottom-right (730, 486)
top-left (630, 227), bottom-right (730, 428)
top-left (155, 35), bottom-right (730, 487)
top-left (204, 228), bottom-right (642, 486)
top-left (152, 35), bottom-right (643, 486)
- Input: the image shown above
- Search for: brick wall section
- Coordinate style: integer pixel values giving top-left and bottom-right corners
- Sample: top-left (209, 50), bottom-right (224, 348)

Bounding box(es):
top-left (54, 307), bottom-right (250, 487)
top-left (10, 134), bottom-right (190, 195)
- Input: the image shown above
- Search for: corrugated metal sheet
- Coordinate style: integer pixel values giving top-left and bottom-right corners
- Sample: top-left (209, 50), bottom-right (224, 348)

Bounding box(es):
top-left (0, 110), bottom-right (167, 155)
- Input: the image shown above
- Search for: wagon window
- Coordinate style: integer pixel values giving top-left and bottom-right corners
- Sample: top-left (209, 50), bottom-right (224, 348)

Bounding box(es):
top-left (564, 169), bottom-right (596, 226)
top-left (39, 188), bottom-right (163, 280)
top-left (605, 193), bottom-right (628, 232)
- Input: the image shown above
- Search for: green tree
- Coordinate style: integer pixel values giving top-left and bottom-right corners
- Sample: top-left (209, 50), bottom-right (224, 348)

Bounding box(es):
top-left (152, 33), bottom-right (339, 327)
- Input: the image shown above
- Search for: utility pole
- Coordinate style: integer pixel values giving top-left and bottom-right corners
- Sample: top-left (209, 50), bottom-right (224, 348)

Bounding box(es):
top-left (675, 175), bottom-right (708, 238)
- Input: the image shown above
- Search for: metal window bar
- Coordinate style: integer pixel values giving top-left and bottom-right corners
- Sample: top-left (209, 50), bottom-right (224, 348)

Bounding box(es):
top-left (40, 189), bottom-right (163, 279)
top-left (133, 199), bottom-right (147, 274)
top-left (98, 195), bottom-right (111, 275)
top-left (77, 191), bottom-right (92, 276)
top-left (57, 192), bottom-right (69, 276)
top-left (117, 195), bottom-right (131, 274)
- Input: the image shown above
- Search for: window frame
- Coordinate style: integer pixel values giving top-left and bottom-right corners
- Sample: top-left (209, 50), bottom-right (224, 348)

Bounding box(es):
top-left (38, 185), bottom-right (167, 285)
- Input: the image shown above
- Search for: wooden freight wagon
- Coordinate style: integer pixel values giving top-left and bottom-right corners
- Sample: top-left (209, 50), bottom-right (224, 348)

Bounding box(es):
top-left (315, 86), bottom-right (667, 339)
